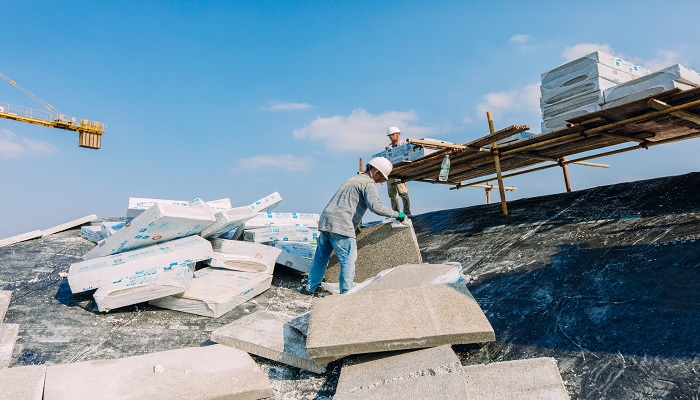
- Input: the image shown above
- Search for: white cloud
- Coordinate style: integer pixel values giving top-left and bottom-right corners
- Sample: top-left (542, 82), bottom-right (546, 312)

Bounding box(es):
top-left (476, 83), bottom-right (541, 118)
top-left (509, 34), bottom-right (529, 44)
top-left (0, 128), bottom-right (58, 159)
top-left (265, 102), bottom-right (314, 111)
top-left (232, 154), bottom-right (314, 173)
top-left (642, 50), bottom-right (680, 72)
top-left (293, 108), bottom-right (436, 152)
top-left (562, 43), bottom-right (615, 62)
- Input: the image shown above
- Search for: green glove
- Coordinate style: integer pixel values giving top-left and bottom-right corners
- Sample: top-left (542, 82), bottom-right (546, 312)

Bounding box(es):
top-left (397, 212), bottom-right (406, 222)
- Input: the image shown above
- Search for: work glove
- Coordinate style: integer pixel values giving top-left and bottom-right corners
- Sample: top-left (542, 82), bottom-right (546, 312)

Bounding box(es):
top-left (396, 212), bottom-right (406, 222)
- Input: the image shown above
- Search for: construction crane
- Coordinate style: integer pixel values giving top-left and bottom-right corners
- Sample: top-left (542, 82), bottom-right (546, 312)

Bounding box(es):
top-left (0, 72), bottom-right (106, 149)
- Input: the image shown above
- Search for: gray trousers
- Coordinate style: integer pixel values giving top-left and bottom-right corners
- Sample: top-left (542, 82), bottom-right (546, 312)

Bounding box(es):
top-left (387, 178), bottom-right (411, 215)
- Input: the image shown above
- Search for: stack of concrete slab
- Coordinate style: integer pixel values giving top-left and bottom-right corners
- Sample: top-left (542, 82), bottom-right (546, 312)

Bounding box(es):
top-left (372, 139), bottom-right (439, 164)
top-left (540, 51), bottom-right (650, 132)
top-left (42, 345), bottom-right (273, 400)
top-left (602, 63), bottom-right (700, 109)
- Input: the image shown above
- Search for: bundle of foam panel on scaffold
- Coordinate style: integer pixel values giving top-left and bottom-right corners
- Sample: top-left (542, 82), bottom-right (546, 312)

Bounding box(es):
top-left (207, 238), bottom-right (282, 274)
top-left (602, 63), bottom-right (700, 109)
top-left (540, 51), bottom-right (650, 132)
top-left (149, 267), bottom-right (273, 318)
top-left (125, 197), bottom-right (231, 222)
top-left (83, 202), bottom-right (216, 260)
top-left (372, 140), bottom-right (439, 165)
top-left (68, 235), bottom-right (213, 294)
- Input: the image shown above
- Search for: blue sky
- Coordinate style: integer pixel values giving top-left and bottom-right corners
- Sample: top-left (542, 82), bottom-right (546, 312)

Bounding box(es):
top-left (1, 1), bottom-right (699, 239)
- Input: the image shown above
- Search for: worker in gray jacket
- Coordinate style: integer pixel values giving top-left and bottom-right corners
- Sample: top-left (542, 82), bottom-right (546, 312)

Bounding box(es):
top-left (386, 126), bottom-right (411, 216)
top-left (305, 157), bottom-right (405, 295)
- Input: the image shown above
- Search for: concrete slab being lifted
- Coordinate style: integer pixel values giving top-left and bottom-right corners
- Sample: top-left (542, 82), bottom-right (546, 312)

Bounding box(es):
top-left (306, 283), bottom-right (495, 358)
top-left (0, 364), bottom-right (47, 400)
top-left (325, 221), bottom-right (422, 284)
top-left (334, 345), bottom-right (467, 400)
top-left (463, 357), bottom-right (569, 399)
top-left (43, 344), bottom-right (273, 400)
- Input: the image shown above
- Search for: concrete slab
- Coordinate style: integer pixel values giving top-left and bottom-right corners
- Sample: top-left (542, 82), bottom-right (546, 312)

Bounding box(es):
top-left (325, 221), bottom-right (422, 284)
top-left (0, 364), bottom-right (46, 399)
top-left (68, 235), bottom-right (213, 293)
top-left (43, 344), bottom-right (273, 400)
top-left (463, 357), bottom-right (569, 399)
top-left (84, 203), bottom-right (216, 260)
top-left (93, 264), bottom-right (193, 312)
top-left (41, 214), bottom-right (97, 237)
top-left (211, 310), bottom-right (337, 374)
top-left (149, 268), bottom-right (272, 318)
top-left (0, 290), bottom-right (11, 322)
top-left (306, 283), bottom-right (494, 358)
top-left (0, 230), bottom-right (42, 248)
top-left (334, 345), bottom-right (467, 400)
top-left (0, 323), bottom-right (19, 368)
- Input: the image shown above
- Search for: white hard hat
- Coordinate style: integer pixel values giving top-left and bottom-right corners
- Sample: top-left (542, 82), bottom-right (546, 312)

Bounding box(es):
top-left (368, 157), bottom-right (393, 179)
top-left (386, 126), bottom-right (401, 136)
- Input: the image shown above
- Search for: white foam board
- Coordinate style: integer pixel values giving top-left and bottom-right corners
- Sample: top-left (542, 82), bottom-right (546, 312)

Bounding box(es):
top-left (243, 212), bottom-right (320, 229)
top-left (126, 197), bottom-right (231, 220)
top-left (84, 203), bottom-right (215, 260)
top-left (68, 235), bottom-right (213, 293)
top-left (41, 214), bottom-right (97, 237)
top-left (541, 51), bottom-right (650, 85)
top-left (199, 206), bottom-right (257, 239)
top-left (244, 227), bottom-right (319, 243)
top-left (541, 62), bottom-right (649, 91)
top-left (100, 221), bottom-right (124, 238)
top-left (0, 230), bottom-right (42, 248)
top-left (208, 239), bottom-right (281, 274)
top-left (93, 264), bottom-right (194, 312)
top-left (540, 77), bottom-right (618, 107)
top-left (275, 250), bottom-right (313, 273)
top-left (149, 268), bottom-right (273, 318)
top-left (267, 241), bottom-right (317, 259)
top-left (80, 226), bottom-right (104, 243)
top-left (248, 191), bottom-right (283, 212)
top-left (603, 64), bottom-right (700, 104)
top-left (542, 93), bottom-right (602, 119)
top-left (602, 80), bottom-right (696, 109)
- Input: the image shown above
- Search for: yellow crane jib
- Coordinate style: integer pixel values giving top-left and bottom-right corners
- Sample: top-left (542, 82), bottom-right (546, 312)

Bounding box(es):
top-left (0, 72), bottom-right (106, 149)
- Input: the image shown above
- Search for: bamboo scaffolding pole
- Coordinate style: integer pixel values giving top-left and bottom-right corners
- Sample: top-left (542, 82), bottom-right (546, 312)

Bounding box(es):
top-left (487, 111), bottom-right (508, 215)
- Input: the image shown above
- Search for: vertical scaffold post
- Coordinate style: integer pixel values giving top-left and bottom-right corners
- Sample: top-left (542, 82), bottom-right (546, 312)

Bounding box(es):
top-left (559, 157), bottom-right (572, 192)
top-left (359, 157), bottom-right (364, 173)
top-left (487, 111), bottom-right (508, 216)
top-left (485, 181), bottom-right (492, 204)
